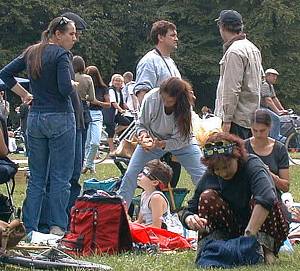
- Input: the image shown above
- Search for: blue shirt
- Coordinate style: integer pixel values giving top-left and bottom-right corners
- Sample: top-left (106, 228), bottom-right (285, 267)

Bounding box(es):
top-left (134, 49), bottom-right (181, 94)
top-left (0, 44), bottom-right (74, 113)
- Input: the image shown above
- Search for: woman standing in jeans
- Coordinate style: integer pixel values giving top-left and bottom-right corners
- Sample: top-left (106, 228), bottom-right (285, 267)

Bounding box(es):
top-left (0, 17), bottom-right (77, 235)
top-left (72, 56), bottom-right (96, 163)
top-left (82, 66), bottom-right (110, 173)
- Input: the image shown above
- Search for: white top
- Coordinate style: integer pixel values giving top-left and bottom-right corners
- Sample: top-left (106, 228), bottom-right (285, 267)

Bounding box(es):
top-left (140, 190), bottom-right (169, 226)
top-left (109, 88), bottom-right (121, 115)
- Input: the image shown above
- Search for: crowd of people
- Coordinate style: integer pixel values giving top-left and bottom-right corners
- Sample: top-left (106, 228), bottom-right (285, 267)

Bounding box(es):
top-left (0, 8), bottom-right (295, 266)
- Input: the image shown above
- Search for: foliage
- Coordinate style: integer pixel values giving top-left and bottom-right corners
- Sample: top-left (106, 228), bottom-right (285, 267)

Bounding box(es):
top-left (0, 0), bottom-right (300, 113)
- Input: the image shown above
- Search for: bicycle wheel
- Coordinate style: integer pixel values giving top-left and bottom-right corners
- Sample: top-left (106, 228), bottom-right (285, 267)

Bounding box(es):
top-left (95, 144), bottom-right (110, 164)
top-left (0, 249), bottom-right (112, 270)
top-left (285, 130), bottom-right (300, 165)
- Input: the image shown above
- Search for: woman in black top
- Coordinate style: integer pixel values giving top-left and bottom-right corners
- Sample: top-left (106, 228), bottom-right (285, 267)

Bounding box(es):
top-left (180, 132), bottom-right (288, 264)
top-left (245, 109), bottom-right (289, 198)
top-left (0, 17), bottom-right (76, 235)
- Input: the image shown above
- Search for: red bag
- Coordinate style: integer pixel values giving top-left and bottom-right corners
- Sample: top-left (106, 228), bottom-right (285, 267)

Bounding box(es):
top-left (61, 191), bottom-right (132, 256)
top-left (130, 223), bottom-right (191, 251)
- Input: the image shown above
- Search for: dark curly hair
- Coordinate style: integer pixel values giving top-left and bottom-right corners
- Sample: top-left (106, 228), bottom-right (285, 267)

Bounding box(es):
top-left (201, 132), bottom-right (248, 171)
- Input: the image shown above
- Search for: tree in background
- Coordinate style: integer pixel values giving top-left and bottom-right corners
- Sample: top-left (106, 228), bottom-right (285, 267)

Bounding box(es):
top-left (0, 0), bottom-right (300, 114)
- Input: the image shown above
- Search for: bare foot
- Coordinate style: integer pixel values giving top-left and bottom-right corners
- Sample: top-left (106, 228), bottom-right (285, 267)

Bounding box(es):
top-left (263, 246), bottom-right (276, 265)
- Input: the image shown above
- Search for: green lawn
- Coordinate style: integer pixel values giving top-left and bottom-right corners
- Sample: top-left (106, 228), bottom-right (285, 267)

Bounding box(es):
top-left (1, 159), bottom-right (300, 270)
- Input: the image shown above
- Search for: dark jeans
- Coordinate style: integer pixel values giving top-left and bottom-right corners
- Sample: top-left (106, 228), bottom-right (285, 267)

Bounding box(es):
top-left (230, 122), bottom-right (252, 139)
top-left (67, 129), bottom-right (83, 215)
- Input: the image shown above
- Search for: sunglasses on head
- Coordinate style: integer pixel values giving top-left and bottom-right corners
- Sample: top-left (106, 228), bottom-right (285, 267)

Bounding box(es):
top-left (141, 168), bottom-right (157, 181)
top-left (203, 141), bottom-right (235, 158)
top-left (59, 16), bottom-right (71, 26)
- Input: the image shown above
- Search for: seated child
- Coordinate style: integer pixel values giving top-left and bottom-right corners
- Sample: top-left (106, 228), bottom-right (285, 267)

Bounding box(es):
top-left (135, 159), bottom-right (173, 228)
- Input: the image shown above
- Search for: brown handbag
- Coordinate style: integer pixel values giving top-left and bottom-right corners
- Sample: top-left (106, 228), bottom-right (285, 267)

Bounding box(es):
top-left (0, 219), bottom-right (26, 250)
top-left (115, 135), bottom-right (138, 159)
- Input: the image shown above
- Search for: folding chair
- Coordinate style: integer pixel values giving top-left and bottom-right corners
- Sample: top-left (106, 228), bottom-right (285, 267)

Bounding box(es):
top-left (0, 159), bottom-right (19, 222)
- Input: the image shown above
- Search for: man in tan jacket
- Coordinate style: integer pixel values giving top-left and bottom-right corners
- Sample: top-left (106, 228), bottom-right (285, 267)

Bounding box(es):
top-left (214, 10), bottom-right (262, 139)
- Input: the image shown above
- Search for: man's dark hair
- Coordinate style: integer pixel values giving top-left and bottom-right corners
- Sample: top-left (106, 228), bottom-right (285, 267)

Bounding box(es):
top-left (216, 10), bottom-right (243, 34)
top-left (220, 22), bottom-right (243, 34)
top-left (150, 20), bottom-right (176, 45)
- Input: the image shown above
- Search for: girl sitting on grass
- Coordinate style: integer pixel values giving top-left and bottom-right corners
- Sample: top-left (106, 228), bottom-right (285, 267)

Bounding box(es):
top-left (135, 159), bottom-right (173, 228)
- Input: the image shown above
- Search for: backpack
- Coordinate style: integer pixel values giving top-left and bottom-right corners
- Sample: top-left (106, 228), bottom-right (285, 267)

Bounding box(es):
top-left (60, 190), bottom-right (132, 256)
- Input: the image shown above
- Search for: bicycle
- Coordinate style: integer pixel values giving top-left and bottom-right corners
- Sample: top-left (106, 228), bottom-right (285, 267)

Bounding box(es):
top-left (95, 110), bottom-right (138, 164)
top-left (0, 220), bottom-right (112, 270)
top-left (0, 246), bottom-right (112, 270)
top-left (95, 129), bottom-right (110, 164)
top-left (280, 110), bottom-right (300, 165)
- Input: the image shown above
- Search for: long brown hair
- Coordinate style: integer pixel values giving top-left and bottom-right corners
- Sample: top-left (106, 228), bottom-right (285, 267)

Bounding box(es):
top-left (85, 66), bottom-right (107, 88)
top-left (72, 55), bottom-right (85, 73)
top-left (23, 17), bottom-right (74, 79)
top-left (159, 77), bottom-right (193, 140)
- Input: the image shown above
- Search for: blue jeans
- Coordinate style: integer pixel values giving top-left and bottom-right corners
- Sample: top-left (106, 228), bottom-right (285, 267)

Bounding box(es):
top-left (263, 108), bottom-right (285, 142)
top-left (85, 110), bottom-right (103, 170)
top-left (39, 128), bottom-right (83, 233)
top-left (23, 112), bottom-right (75, 233)
top-left (118, 143), bottom-right (206, 206)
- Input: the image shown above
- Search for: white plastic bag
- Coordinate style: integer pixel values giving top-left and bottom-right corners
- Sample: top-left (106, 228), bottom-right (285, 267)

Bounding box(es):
top-left (163, 213), bottom-right (184, 235)
top-left (192, 115), bottom-right (222, 147)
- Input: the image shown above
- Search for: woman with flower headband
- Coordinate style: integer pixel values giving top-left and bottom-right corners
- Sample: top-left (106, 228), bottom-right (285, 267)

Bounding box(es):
top-left (180, 132), bottom-right (288, 264)
top-left (0, 16), bottom-right (77, 235)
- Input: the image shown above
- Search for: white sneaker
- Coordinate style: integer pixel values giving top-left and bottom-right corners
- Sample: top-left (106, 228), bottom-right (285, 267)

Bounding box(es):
top-left (49, 226), bottom-right (65, 236)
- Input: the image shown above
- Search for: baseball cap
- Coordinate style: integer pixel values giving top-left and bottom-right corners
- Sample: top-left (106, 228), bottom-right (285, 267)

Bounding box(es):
top-left (215, 10), bottom-right (243, 26)
top-left (265, 68), bottom-right (279, 75)
top-left (61, 12), bottom-right (87, 31)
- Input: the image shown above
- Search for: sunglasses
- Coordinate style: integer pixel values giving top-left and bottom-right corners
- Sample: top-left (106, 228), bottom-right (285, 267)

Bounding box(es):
top-left (141, 168), bottom-right (157, 181)
top-left (203, 141), bottom-right (236, 158)
top-left (58, 16), bottom-right (72, 26)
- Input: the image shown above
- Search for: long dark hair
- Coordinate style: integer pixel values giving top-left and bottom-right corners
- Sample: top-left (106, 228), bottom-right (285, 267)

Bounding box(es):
top-left (85, 66), bottom-right (107, 88)
top-left (159, 77), bottom-right (193, 140)
top-left (23, 17), bottom-right (74, 79)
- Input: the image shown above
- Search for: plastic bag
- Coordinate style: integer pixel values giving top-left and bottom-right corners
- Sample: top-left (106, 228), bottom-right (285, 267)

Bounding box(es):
top-left (163, 213), bottom-right (184, 235)
top-left (130, 222), bottom-right (191, 251)
top-left (193, 116), bottom-right (222, 147)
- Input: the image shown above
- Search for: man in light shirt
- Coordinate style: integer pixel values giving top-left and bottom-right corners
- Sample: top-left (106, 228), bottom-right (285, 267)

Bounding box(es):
top-left (134, 20), bottom-right (181, 104)
top-left (214, 10), bottom-right (262, 139)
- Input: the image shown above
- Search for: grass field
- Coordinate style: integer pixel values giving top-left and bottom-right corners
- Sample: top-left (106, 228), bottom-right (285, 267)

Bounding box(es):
top-left (1, 156), bottom-right (300, 270)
